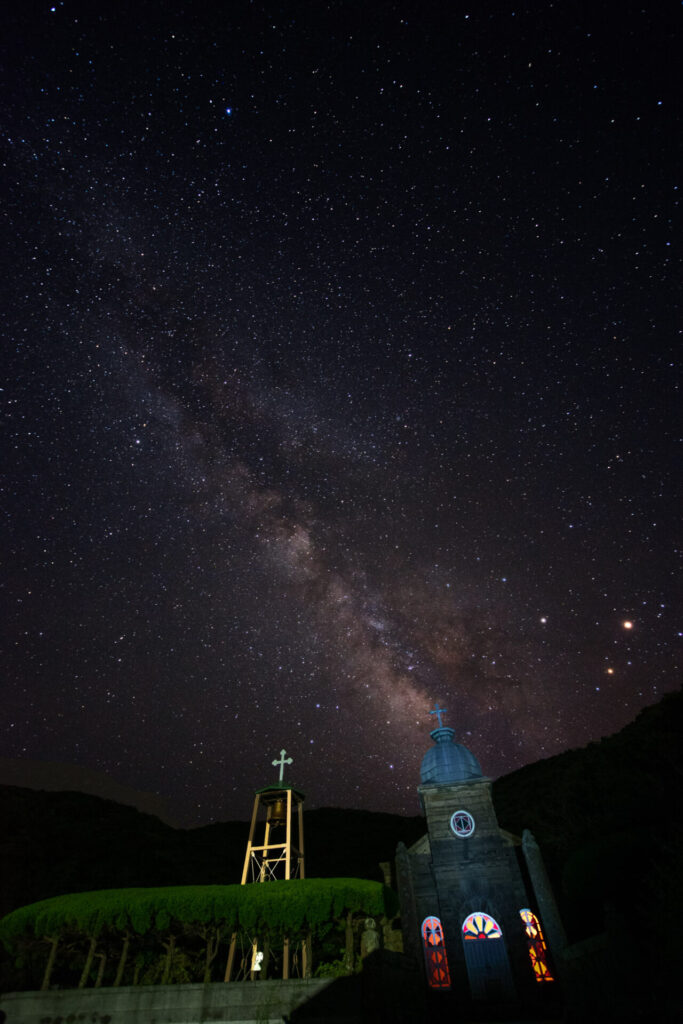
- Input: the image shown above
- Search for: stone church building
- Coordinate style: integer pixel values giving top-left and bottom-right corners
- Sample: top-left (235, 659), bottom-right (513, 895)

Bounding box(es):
top-left (395, 715), bottom-right (566, 1014)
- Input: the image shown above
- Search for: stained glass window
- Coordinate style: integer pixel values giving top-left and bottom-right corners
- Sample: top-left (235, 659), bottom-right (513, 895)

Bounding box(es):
top-left (462, 912), bottom-right (503, 940)
top-left (450, 810), bottom-right (475, 837)
top-left (421, 916), bottom-right (451, 989)
top-left (519, 909), bottom-right (554, 983)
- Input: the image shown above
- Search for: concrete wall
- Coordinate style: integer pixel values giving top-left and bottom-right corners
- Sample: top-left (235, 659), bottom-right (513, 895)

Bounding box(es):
top-left (0, 978), bottom-right (338, 1024)
top-left (0, 952), bottom-right (424, 1024)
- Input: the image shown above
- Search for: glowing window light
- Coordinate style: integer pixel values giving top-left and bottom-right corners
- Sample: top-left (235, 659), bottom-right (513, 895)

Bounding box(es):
top-left (462, 912), bottom-right (503, 940)
top-left (520, 908), bottom-right (554, 983)
top-left (421, 916), bottom-right (451, 989)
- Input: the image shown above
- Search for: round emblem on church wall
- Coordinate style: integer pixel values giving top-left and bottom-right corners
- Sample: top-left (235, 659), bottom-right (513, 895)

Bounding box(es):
top-left (450, 810), bottom-right (475, 837)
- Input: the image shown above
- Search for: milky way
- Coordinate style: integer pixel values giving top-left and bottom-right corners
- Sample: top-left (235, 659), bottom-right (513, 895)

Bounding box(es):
top-left (2, 1), bottom-right (679, 825)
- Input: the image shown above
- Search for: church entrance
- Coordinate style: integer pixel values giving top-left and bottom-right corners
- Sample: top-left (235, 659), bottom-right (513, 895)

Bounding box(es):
top-left (461, 912), bottom-right (516, 1002)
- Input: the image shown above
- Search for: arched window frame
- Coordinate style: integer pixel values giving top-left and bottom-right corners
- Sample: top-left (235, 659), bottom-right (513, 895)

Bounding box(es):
top-left (460, 911), bottom-right (516, 1002)
top-left (519, 908), bottom-right (554, 983)
top-left (421, 916), bottom-right (451, 989)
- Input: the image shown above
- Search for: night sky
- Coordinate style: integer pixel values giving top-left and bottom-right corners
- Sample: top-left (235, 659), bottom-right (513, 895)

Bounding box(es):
top-left (2, 1), bottom-right (679, 828)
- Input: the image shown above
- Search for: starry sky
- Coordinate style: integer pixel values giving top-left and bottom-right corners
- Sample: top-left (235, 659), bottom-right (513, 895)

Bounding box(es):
top-left (2, 1), bottom-right (680, 827)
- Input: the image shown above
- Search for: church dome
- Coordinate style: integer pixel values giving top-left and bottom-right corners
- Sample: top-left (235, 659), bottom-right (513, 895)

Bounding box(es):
top-left (420, 727), bottom-right (483, 784)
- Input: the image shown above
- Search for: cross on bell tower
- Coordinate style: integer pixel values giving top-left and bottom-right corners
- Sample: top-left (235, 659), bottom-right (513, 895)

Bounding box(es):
top-left (272, 748), bottom-right (293, 782)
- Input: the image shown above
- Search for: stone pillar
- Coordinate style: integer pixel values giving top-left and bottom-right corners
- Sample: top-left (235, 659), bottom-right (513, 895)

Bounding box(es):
top-left (522, 829), bottom-right (567, 965)
top-left (379, 860), bottom-right (392, 887)
top-left (395, 841), bottom-right (422, 971)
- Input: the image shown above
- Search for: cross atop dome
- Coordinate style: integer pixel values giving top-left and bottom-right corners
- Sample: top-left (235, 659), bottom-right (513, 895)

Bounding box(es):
top-left (429, 703), bottom-right (448, 728)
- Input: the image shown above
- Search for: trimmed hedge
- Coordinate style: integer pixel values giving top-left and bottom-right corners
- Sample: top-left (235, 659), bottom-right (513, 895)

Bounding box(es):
top-left (0, 878), bottom-right (398, 951)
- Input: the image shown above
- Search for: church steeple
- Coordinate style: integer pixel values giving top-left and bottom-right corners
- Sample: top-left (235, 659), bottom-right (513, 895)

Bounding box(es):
top-left (420, 705), bottom-right (483, 784)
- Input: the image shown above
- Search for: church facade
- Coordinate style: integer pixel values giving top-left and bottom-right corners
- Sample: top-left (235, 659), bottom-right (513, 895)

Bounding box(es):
top-left (396, 715), bottom-right (565, 1013)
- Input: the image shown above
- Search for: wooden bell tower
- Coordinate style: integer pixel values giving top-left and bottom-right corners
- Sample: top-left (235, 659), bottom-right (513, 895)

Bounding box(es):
top-left (240, 771), bottom-right (305, 885)
top-left (224, 749), bottom-right (307, 981)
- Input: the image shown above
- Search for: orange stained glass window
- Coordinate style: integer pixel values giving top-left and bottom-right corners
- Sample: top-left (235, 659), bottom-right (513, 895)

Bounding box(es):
top-left (519, 908), bottom-right (554, 983)
top-left (421, 916), bottom-right (451, 989)
top-left (462, 912), bottom-right (503, 940)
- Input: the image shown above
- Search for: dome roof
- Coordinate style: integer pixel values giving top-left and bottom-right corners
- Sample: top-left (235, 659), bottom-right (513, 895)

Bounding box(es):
top-left (420, 727), bottom-right (483, 784)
